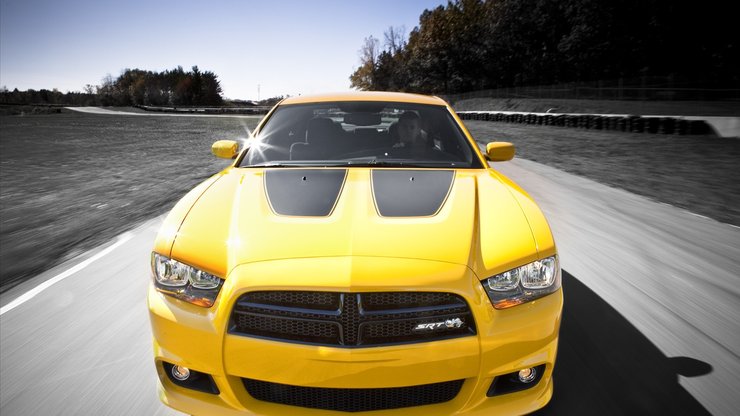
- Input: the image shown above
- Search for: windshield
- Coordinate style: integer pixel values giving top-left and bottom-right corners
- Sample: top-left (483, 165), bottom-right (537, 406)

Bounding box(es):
top-left (239, 101), bottom-right (483, 168)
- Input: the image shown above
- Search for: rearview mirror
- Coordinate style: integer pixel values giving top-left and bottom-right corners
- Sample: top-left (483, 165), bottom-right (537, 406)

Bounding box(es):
top-left (343, 112), bottom-right (382, 126)
top-left (485, 142), bottom-right (515, 162)
top-left (211, 140), bottom-right (239, 159)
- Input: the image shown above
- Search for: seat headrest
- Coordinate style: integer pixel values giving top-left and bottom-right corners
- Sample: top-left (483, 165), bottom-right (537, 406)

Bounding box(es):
top-left (306, 118), bottom-right (340, 145)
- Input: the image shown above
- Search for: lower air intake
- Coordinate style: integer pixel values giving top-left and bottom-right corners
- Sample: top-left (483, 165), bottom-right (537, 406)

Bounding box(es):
top-left (243, 378), bottom-right (464, 412)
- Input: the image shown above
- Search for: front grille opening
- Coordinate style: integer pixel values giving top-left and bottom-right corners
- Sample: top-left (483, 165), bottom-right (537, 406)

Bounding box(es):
top-left (243, 378), bottom-right (464, 412)
top-left (232, 313), bottom-right (341, 345)
top-left (243, 291), bottom-right (340, 311)
top-left (361, 292), bottom-right (467, 311)
top-left (229, 291), bottom-right (476, 347)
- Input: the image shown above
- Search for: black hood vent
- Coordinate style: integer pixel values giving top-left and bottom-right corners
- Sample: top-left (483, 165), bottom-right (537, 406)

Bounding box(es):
top-left (264, 169), bottom-right (347, 216)
top-left (372, 170), bottom-right (454, 217)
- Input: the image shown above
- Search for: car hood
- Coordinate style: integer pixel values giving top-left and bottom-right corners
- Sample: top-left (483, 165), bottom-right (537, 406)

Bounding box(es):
top-left (156, 167), bottom-right (555, 280)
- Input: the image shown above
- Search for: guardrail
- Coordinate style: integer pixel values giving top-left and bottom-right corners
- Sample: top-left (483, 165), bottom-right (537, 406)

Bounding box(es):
top-left (456, 111), bottom-right (726, 136)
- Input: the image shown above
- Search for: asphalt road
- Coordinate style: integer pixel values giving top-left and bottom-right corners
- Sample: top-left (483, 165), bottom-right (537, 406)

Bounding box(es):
top-left (1, 158), bottom-right (738, 415)
top-left (497, 159), bottom-right (739, 416)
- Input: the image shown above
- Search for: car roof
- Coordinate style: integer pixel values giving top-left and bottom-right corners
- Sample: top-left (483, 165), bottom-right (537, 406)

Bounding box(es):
top-left (280, 91), bottom-right (448, 106)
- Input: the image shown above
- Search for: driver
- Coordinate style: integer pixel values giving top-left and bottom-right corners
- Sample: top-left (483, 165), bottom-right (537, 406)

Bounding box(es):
top-left (394, 111), bottom-right (429, 150)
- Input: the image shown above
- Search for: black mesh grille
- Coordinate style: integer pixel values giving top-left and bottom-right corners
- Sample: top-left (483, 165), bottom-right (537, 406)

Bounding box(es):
top-left (243, 291), bottom-right (339, 310)
top-left (232, 313), bottom-right (340, 344)
top-left (243, 378), bottom-right (464, 412)
top-left (361, 292), bottom-right (464, 310)
top-left (229, 291), bottom-right (475, 347)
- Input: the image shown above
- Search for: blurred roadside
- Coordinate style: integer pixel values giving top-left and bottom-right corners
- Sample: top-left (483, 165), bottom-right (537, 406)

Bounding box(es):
top-left (0, 112), bottom-right (260, 293)
top-left (465, 120), bottom-right (740, 227)
top-left (453, 98), bottom-right (740, 138)
top-left (452, 97), bottom-right (740, 117)
top-left (1, 105), bottom-right (738, 294)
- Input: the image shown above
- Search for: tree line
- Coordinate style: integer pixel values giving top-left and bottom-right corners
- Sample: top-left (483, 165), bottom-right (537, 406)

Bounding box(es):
top-left (350, 0), bottom-right (738, 95)
top-left (0, 66), bottom-right (223, 107)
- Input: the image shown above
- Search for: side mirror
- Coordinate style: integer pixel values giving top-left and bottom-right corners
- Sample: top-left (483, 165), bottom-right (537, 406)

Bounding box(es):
top-left (211, 140), bottom-right (239, 159)
top-left (485, 142), bottom-right (515, 162)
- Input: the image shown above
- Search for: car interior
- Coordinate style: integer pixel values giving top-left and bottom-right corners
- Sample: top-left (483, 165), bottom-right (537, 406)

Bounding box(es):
top-left (240, 101), bottom-right (478, 167)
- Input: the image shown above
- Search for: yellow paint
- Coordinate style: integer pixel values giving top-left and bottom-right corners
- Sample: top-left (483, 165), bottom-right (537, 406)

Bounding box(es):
top-left (211, 140), bottom-right (239, 159)
top-left (485, 142), bottom-right (516, 161)
top-left (281, 91), bottom-right (446, 106)
top-left (152, 172), bottom-right (225, 257)
top-left (149, 92), bottom-right (561, 415)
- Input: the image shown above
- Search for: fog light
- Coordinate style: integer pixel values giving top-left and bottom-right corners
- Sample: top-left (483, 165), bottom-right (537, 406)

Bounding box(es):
top-left (518, 367), bottom-right (536, 383)
top-left (162, 362), bottom-right (220, 394)
top-left (171, 365), bottom-right (190, 381)
top-left (488, 364), bottom-right (546, 396)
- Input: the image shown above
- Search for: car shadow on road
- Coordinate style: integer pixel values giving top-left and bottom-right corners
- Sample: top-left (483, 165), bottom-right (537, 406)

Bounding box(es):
top-left (534, 271), bottom-right (712, 415)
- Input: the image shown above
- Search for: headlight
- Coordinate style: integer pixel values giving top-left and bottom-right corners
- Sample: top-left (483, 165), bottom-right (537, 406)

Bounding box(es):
top-left (151, 253), bottom-right (224, 307)
top-left (482, 256), bottom-right (560, 309)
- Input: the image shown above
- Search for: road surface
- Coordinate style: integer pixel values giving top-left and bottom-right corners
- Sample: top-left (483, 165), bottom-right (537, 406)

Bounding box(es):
top-left (497, 159), bottom-right (739, 415)
top-left (1, 158), bottom-right (738, 415)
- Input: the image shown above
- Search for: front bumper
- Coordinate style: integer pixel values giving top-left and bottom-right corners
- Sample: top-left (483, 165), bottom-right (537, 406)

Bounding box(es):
top-left (148, 257), bottom-right (562, 415)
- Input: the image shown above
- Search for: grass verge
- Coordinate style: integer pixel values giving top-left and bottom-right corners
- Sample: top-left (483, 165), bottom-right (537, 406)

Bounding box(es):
top-left (0, 112), bottom-right (260, 292)
top-left (464, 120), bottom-right (740, 226)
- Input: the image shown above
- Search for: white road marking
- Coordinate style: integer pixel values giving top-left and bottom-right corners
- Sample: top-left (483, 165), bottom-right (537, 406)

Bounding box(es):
top-left (0, 232), bottom-right (135, 316)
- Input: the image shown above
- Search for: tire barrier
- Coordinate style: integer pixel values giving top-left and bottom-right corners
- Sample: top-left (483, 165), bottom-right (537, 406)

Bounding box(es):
top-left (134, 104), bottom-right (270, 115)
top-left (457, 111), bottom-right (715, 136)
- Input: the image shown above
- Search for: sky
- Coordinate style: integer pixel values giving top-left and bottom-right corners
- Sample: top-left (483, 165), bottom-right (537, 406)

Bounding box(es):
top-left (0, 0), bottom-right (447, 100)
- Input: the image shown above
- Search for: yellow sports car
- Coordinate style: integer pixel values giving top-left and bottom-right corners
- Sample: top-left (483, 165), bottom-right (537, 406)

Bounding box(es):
top-left (149, 92), bottom-right (562, 415)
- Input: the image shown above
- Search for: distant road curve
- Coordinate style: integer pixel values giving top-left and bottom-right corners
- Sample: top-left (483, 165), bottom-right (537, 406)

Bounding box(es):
top-left (65, 106), bottom-right (261, 118)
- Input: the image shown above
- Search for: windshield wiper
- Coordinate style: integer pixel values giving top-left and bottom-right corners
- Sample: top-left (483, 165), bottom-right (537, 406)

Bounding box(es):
top-left (248, 161), bottom-right (354, 168)
top-left (248, 160), bottom-right (461, 168)
top-left (247, 162), bottom-right (294, 168)
top-left (345, 159), bottom-right (459, 168)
